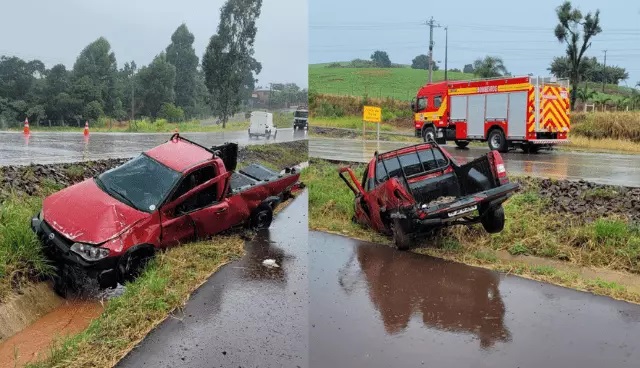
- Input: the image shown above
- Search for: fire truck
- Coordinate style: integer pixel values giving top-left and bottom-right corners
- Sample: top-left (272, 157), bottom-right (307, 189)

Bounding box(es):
top-left (411, 76), bottom-right (570, 153)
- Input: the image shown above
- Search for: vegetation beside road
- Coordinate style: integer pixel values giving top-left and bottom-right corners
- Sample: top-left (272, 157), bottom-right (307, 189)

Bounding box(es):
top-left (8, 111), bottom-right (295, 133)
top-left (304, 159), bottom-right (640, 303)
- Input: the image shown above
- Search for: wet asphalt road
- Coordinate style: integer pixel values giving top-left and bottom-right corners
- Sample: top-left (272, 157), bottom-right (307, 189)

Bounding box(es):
top-left (117, 190), bottom-right (308, 368)
top-left (0, 128), bottom-right (307, 166)
top-left (310, 138), bottom-right (640, 187)
top-left (310, 232), bottom-right (640, 368)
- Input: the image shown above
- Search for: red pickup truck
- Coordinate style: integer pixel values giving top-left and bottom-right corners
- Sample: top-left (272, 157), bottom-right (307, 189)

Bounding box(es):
top-left (31, 134), bottom-right (302, 295)
top-left (339, 142), bottom-right (518, 250)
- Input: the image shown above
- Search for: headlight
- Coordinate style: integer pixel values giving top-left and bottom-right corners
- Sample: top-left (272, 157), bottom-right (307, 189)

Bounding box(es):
top-left (70, 243), bottom-right (110, 261)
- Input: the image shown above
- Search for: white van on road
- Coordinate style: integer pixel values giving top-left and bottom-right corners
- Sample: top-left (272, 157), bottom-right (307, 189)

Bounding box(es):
top-left (248, 111), bottom-right (277, 139)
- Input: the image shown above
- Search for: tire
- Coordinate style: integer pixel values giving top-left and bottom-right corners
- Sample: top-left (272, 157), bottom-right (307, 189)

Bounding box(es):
top-left (52, 264), bottom-right (84, 298)
top-left (422, 125), bottom-right (436, 143)
top-left (522, 144), bottom-right (540, 154)
top-left (481, 205), bottom-right (505, 234)
top-left (251, 204), bottom-right (273, 230)
top-left (293, 125), bottom-right (297, 130)
top-left (391, 217), bottom-right (412, 251)
top-left (455, 140), bottom-right (470, 149)
top-left (118, 247), bottom-right (154, 284)
top-left (487, 129), bottom-right (508, 153)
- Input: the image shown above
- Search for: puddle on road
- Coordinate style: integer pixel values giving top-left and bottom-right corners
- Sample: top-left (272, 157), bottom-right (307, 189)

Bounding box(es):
top-left (310, 231), bottom-right (640, 368)
top-left (0, 298), bottom-right (103, 367)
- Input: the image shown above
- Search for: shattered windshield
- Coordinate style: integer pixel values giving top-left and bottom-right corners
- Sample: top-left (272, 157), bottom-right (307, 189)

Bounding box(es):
top-left (96, 154), bottom-right (181, 212)
top-left (294, 111), bottom-right (308, 118)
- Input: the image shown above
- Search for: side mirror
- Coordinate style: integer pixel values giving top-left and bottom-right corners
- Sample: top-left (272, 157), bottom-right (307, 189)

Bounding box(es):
top-left (410, 99), bottom-right (416, 112)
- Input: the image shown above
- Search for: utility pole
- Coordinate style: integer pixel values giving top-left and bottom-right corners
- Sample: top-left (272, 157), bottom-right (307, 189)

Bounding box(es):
top-left (602, 50), bottom-right (607, 92)
top-left (426, 17), bottom-right (441, 84)
top-left (444, 26), bottom-right (449, 81)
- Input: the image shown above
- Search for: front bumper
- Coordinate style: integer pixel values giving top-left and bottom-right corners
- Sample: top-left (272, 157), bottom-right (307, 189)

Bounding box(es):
top-left (31, 215), bottom-right (120, 288)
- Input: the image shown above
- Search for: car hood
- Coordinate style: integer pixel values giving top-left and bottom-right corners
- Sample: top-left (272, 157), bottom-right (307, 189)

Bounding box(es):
top-left (42, 179), bottom-right (149, 244)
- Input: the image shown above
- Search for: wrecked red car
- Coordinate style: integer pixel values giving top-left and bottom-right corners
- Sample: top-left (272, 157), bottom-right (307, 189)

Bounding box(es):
top-left (340, 142), bottom-right (519, 250)
top-left (31, 134), bottom-right (302, 295)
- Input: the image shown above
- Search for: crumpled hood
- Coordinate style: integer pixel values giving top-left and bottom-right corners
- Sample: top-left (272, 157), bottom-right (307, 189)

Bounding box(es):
top-left (42, 179), bottom-right (149, 244)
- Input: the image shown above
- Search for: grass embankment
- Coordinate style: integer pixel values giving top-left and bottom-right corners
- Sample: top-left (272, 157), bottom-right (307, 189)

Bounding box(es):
top-left (304, 159), bottom-right (640, 303)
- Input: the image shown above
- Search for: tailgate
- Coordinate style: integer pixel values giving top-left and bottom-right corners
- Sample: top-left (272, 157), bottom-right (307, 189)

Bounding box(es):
top-left (418, 182), bottom-right (519, 222)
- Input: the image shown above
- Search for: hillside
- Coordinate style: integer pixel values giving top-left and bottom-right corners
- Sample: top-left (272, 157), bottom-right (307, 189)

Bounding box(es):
top-left (309, 63), bottom-right (474, 100)
top-left (309, 63), bottom-right (637, 105)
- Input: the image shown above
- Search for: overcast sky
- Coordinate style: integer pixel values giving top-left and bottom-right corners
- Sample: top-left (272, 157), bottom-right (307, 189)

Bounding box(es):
top-left (310, 0), bottom-right (640, 86)
top-left (0, 0), bottom-right (308, 87)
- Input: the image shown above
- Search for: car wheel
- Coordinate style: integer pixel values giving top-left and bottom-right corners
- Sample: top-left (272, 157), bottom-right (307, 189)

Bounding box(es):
top-left (481, 205), bottom-right (505, 233)
top-left (422, 125), bottom-right (436, 143)
top-left (251, 204), bottom-right (273, 230)
top-left (391, 217), bottom-right (412, 251)
top-left (455, 140), bottom-right (470, 149)
top-left (118, 247), bottom-right (154, 284)
top-left (487, 129), bottom-right (508, 153)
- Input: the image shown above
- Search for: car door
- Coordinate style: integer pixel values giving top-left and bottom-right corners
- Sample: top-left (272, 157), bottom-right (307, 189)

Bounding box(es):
top-left (160, 165), bottom-right (230, 247)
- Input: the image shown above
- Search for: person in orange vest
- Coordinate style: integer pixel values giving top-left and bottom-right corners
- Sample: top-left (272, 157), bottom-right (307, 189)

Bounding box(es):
top-left (84, 121), bottom-right (89, 136)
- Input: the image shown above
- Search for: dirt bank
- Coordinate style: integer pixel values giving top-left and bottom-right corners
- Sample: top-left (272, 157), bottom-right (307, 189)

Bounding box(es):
top-left (514, 176), bottom-right (640, 222)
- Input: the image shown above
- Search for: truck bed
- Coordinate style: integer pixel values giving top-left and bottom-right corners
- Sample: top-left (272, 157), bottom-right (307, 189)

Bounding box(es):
top-left (230, 164), bottom-right (287, 194)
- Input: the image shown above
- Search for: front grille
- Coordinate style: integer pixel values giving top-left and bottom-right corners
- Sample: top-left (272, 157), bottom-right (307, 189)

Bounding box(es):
top-left (40, 220), bottom-right (73, 254)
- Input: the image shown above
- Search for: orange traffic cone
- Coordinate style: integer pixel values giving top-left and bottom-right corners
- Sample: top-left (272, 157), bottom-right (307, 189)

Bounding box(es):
top-left (84, 121), bottom-right (89, 136)
top-left (23, 117), bottom-right (30, 135)
top-left (174, 126), bottom-right (179, 133)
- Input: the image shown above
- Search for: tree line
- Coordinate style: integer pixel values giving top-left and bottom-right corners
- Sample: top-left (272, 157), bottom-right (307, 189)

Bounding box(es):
top-left (0, 0), bottom-right (305, 129)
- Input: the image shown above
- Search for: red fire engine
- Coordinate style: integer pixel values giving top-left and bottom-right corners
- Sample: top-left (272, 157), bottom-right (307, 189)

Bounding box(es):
top-left (411, 76), bottom-right (570, 153)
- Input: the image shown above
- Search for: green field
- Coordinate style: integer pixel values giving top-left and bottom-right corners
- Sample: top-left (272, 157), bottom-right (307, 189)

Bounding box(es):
top-left (309, 63), bottom-right (474, 100)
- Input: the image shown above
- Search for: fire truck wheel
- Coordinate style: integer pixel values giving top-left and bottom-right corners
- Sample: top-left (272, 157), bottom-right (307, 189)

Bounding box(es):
top-left (522, 144), bottom-right (540, 154)
top-left (422, 126), bottom-right (436, 143)
top-left (487, 129), bottom-right (508, 153)
top-left (481, 205), bottom-right (505, 233)
top-left (454, 140), bottom-right (469, 149)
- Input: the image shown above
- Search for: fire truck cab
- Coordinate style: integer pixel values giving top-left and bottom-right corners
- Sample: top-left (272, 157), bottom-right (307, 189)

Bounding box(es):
top-left (411, 76), bottom-right (570, 153)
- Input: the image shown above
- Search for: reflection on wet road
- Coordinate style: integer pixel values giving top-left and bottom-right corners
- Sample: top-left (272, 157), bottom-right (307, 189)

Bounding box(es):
top-left (310, 138), bottom-right (640, 187)
top-left (117, 191), bottom-right (308, 368)
top-left (310, 232), bottom-right (640, 368)
top-left (0, 128), bottom-right (307, 166)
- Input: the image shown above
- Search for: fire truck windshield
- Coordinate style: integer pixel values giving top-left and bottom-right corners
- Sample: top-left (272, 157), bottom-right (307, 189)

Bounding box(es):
top-left (417, 97), bottom-right (427, 110)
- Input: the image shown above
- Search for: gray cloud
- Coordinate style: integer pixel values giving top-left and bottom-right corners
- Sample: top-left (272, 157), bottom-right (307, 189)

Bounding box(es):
top-left (0, 0), bottom-right (308, 87)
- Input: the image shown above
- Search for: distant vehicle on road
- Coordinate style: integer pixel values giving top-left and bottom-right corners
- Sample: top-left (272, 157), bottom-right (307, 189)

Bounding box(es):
top-left (411, 76), bottom-right (570, 153)
top-left (31, 134), bottom-right (302, 296)
top-left (340, 141), bottom-right (518, 250)
top-left (248, 111), bottom-right (277, 139)
top-left (293, 106), bottom-right (308, 130)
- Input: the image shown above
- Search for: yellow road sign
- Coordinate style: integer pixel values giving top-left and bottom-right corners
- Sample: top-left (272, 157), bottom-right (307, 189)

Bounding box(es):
top-left (363, 106), bottom-right (382, 123)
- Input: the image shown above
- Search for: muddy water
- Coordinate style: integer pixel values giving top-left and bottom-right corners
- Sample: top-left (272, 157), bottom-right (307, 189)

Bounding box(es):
top-left (0, 299), bottom-right (103, 367)
top-left (0, 128), bottom-right (307, 166)
top-left (309, 138), bottom-right (640, 187)
top-left (310, 232), bottom-right (640, 368)
top-left (117, 190), bottom-right (308, 368)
